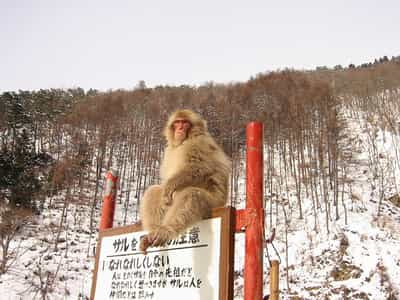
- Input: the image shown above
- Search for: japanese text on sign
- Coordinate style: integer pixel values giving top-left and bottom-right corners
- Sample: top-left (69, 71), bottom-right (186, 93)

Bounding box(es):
top-left (93, 218), bottom-right (222, 300)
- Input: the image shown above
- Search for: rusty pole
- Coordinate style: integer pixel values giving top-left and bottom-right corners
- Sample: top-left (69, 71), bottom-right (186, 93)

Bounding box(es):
top-left (99, 170), bottom-right (118, 231)
top-left (244, 122), bottom-right (264, 300)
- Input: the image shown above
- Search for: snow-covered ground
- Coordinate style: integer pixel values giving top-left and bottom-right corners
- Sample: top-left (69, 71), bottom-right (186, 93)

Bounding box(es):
top-left (1, 109), bottom-right (400, 299)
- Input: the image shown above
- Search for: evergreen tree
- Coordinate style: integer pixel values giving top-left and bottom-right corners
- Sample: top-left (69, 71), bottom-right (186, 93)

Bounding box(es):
top-left (0, 92), bottom-right (52, 209)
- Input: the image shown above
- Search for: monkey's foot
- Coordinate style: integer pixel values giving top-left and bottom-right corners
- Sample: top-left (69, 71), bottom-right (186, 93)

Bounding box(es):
top-left (139, 227), bottom-right (175, 254)
top-left (139, 234), bottom-right (154, 255)
top-left (151, 226), bottom-right (175, 247)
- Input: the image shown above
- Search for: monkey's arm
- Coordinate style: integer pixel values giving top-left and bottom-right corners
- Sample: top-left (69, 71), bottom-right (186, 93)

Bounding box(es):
top-left (162, 144), bottom-right (214, 203)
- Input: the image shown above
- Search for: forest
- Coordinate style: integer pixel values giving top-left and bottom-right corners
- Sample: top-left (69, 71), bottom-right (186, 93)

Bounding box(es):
top-left (1, 56), bottom-right (400, 299)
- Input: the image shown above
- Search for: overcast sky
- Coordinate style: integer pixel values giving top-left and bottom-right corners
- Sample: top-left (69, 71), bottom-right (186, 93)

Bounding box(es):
top-left (0, 0), bottom-right (399, 92)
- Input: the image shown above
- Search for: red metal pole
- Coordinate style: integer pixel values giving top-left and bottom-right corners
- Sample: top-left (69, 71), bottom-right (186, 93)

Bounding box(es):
top-left (244, 122), bottom-right (264, 300)
top-left (99, 170), bottom-right (118, 231)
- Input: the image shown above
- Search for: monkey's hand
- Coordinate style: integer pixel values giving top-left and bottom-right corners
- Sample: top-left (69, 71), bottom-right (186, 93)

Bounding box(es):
top-left (162, 166), bottom-right (207, 205)
top-left (139, 234), bottom-right (154, 255)
top-left (162, 183), bottom-right (176, 205)
top-left (150, 226), bottom-right (174, 247)
top-left (139, 227), bottom-right (174, 254)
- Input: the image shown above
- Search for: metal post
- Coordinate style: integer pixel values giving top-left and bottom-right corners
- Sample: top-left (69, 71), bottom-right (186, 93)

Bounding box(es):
top-left (99, 170), bottom-right (118, 231)
top-left (244, 122), bottom-right (264, 300)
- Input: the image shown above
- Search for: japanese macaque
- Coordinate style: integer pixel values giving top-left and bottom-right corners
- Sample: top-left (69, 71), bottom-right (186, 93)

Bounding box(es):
top-left (139, 109), bottom-right (231, 253)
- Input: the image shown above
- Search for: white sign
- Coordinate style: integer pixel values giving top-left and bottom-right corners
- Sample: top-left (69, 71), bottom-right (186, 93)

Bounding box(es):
top-left (93, 218), bottom-right (222, 300)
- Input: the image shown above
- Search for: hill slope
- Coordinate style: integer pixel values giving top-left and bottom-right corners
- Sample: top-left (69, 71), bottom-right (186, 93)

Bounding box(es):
top-left (1, 105), bottom-right (400, 299)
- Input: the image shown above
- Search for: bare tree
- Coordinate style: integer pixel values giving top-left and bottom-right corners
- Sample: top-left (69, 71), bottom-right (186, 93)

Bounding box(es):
top-left (0, 206), bottom-right (32, 274)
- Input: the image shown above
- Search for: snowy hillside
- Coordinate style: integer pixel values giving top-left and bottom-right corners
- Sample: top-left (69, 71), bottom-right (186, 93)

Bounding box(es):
top-left (1, 108), bottom-right (400, 300)
top-left (234, 109), bottom-right (400, 299)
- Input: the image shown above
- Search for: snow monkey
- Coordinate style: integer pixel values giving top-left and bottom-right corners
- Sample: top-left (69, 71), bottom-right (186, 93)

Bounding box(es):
top-left (139, 109), bottom-right (231, 253)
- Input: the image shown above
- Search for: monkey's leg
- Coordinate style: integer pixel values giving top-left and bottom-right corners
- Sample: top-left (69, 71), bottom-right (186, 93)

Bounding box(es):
top-left (139, 185), bottom-right (166, 232)
top-left (139, 185), bottom-right (169, 253)
top-left (150, 187), bottom-right (212, 247)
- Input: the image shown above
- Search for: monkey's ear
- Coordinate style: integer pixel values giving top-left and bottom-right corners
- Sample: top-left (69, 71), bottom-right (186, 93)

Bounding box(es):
top-left (188, 119), bottom-right (207, 138)
top-left (182, 110), bottom-right (207, 138)
top-left (163, 125), bottom-right (174, 145)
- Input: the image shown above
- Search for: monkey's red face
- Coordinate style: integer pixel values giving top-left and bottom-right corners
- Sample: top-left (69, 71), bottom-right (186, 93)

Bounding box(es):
top-left (173, 118), bottom-right (191, 143)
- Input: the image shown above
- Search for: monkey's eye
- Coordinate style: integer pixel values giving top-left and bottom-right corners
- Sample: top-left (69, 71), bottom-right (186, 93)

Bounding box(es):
top-left (173, 119), bottom-right (191, 128)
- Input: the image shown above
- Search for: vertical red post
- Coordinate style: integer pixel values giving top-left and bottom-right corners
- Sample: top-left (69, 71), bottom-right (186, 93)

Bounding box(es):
top-left (99, 170), bottom-right (119, 231)
top-left (245, 122), bottom-right (264, 300)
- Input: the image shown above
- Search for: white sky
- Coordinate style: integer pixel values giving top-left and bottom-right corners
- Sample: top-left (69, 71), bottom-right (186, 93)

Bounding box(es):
top-left (0, 0), bottom-right (399, 92)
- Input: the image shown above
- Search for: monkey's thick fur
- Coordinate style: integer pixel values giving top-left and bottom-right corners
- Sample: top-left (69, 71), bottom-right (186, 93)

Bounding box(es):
top-left (139, 109), bottom-right (231, 251)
